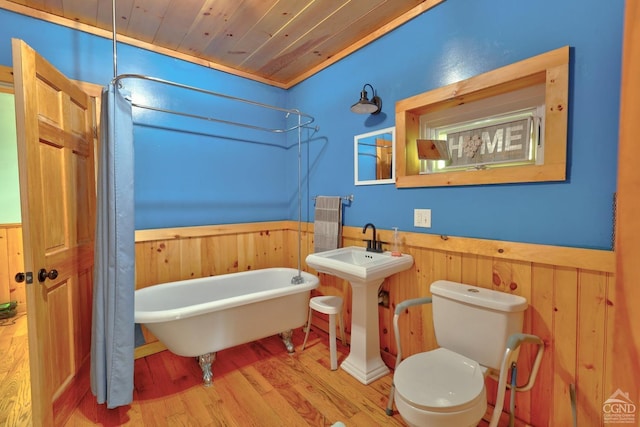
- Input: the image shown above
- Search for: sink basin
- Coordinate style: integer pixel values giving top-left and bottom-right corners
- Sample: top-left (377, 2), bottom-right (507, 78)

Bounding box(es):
top-left (306, 246), bottom-right (413, 283)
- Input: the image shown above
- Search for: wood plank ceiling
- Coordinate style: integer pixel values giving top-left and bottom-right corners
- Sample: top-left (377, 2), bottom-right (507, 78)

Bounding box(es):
top-left (2, 0), bottom-right (438, 88)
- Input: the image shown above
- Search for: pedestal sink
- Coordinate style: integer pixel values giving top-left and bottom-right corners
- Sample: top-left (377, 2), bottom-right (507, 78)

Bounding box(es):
top-left (305, 246), bottom-right (414, 384)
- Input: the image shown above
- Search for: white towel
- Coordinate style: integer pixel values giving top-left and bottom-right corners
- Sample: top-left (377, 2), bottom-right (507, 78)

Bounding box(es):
top-left (314, 196), bottom-right (342, 252)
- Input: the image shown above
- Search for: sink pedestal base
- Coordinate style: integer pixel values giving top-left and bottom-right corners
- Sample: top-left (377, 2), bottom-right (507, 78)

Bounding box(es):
top-left (305, 246), bottom-right (414, 385)
top-left (340, 278), bottom-right (389, 384)
top-left (341, 356), bottom-right (390, 385)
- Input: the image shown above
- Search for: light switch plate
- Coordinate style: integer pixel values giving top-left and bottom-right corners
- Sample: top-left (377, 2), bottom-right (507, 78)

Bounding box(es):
top-left (414, 209), bottom-right (431, 228)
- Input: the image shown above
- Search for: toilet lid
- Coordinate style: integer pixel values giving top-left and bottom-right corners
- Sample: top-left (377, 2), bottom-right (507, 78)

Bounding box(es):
top-left (394, 348), bottom-right (486, 412)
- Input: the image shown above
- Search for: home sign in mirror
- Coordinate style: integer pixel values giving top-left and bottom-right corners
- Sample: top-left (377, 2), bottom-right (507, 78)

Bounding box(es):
top-left (354, 126), bottom-right (395, 185)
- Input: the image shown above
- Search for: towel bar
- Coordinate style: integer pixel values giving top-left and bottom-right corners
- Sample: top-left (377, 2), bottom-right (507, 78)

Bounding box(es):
top-left (313, 195), bottom-right (354, 205)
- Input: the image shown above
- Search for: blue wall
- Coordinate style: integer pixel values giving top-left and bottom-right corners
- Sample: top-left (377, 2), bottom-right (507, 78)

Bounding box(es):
top-left (0, 9), bottom-right (293, 230)
top-left (288, 0), bottom-right (624, 250)
top-left (0, 0), bottom-right (624, 249)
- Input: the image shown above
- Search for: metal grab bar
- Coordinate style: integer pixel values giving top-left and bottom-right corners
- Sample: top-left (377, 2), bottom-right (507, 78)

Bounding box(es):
top-left (385, 296), bottom-right (433, 416)
top-left (385, 299), bottom-right (545, 426)
top-left (489, 333), bottom-right (545, 427)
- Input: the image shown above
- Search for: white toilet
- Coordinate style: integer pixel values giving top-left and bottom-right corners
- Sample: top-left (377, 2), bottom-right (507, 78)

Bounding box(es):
top-left (393, 280), bottom-right (528, 427)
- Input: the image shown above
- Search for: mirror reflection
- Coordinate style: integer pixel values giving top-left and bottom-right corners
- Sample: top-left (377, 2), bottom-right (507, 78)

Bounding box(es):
top-left (354, 126), bottom-right (395, 185)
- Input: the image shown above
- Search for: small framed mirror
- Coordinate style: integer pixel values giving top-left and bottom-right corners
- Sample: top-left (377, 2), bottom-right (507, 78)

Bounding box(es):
top-left (354, 126), bottom-right (395, 185)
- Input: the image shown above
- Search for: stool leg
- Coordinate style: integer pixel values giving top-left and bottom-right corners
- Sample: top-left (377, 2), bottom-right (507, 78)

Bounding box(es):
top-left (302, 306), bottom-right (312, 350)
top-left (338, 311), bottom-right (346, 346)
top-left (329, 313), bottom-right (337, 370)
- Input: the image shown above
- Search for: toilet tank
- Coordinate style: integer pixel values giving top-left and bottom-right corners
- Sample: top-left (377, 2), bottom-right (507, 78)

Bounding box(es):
top-left (431, 280), bottom-right (528, 370)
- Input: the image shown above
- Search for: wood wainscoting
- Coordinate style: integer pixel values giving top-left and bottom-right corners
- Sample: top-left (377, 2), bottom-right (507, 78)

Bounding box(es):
top-left (134, 221), bottom-right (615, 426)
top-left (0, 224), bottom-right (25, 313)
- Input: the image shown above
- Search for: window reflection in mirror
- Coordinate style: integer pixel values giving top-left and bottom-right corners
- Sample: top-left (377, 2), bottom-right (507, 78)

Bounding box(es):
top-left (354, 126), bottom-right (395, 185)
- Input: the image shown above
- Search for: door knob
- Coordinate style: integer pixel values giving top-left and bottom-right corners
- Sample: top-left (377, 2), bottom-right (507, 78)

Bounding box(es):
top-left (15, 272), bottom-right (25, 283)
top-left (38, 268), bottom-right (59, 283)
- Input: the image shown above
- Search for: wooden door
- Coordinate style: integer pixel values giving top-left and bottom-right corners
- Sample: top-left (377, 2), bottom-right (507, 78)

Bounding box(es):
top-left (609, 0), bottom-right (640, 413)
top-left (12, 39), bottom-right (96, 427)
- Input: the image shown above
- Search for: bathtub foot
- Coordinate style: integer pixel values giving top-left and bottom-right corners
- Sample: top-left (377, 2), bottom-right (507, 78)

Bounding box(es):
top-left (279, 330), bottom-right (295, 353)
top-left (198, 352), bottom-right (216, 387)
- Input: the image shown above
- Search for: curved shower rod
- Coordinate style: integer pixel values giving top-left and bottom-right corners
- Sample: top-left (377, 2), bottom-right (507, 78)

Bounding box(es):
top-left (108, 1), bottom-right (314, 283)
top-left (111, 73), bottom-right (315, 134)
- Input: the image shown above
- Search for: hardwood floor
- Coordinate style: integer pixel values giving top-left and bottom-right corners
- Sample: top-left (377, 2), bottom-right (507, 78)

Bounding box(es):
top-left (2, 317), bottom-right (504, 426)
top-left (66, 328), bottom-right (407, 426)
top-left (0, 312), bottom-right (31, 427)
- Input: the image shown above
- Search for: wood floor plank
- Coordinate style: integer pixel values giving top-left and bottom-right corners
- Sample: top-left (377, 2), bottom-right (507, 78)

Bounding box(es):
top-left (0, 314), bottom-right (31, 427)
top-left (147, 352), bottom-right (192, 420)
top-left (294, 349), bottom-right (363, 419)
top-left (196, 388), bottom-right (242, 427)
top-left (215, 369), bottom-right (280, 426)
top-left (178, 386), bottom-right (219, 426)
top-left (3, 307), bottom-right (541, 426)
top-left (6, 315), bottom-right (521, 426)
top-left (257, 356), bottom-right (344, 424)
top-left (258, 385), bottom-right (315, 426)
top-left (292, 379), bottom-right (356, 424)
top-left (296, 336), bottom-right (405, 426)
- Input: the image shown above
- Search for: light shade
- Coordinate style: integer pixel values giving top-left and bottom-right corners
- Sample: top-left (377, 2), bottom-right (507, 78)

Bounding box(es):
top-left (351, 83), bottom-right (382, 114)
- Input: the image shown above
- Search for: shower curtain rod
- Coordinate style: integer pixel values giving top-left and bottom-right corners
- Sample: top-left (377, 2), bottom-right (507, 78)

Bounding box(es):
top-left (112, 74), bottom-right (315, 134)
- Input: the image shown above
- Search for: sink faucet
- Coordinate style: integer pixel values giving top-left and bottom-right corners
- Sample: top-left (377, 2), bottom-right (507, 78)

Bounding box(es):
top-left (363, 223), bottom-right (383, 253)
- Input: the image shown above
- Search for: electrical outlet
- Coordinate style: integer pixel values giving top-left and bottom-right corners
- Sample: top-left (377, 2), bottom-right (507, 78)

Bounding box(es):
top-left (414, 209), bottom-right (431, 228)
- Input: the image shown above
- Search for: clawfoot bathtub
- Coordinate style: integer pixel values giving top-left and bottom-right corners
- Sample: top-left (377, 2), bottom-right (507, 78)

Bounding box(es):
top-left (134, 268), bottom-right (319, 386)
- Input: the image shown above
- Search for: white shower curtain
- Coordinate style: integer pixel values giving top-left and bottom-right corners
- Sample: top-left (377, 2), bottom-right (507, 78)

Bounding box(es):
top-left (90, 83), bottom-right (135, 408)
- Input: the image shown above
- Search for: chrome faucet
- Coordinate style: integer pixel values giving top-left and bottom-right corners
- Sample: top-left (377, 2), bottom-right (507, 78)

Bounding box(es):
top-left (363, 222), bottom-right (383, 253)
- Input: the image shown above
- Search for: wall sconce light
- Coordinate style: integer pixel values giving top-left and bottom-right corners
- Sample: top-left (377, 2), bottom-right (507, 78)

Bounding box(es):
top-left (350, 83), bottom-right (382, 115)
